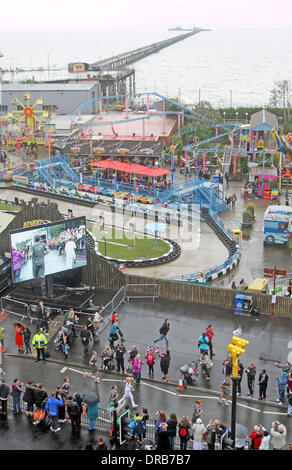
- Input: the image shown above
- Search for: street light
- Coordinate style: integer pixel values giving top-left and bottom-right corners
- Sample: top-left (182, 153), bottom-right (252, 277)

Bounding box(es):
top-left (227, 336), bottom-right (249, 447)
top-left (223, 111), bottom-right (226, 124)
top-left (235, 112), bottom-right (238, 125)
top-left (245, 112), bottom-right (248, 125)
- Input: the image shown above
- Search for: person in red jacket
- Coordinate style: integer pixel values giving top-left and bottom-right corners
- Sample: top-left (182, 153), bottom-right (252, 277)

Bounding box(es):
top-left (249, 425), bottom-right (263, 450)
top-left (205, 324), bottom-right (215, 359)
top-left (145, 347), bottom-right (156, 379)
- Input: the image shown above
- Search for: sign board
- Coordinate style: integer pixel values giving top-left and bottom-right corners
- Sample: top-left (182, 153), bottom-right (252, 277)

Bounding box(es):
top-left (13, 175), bottom-right (28, 184)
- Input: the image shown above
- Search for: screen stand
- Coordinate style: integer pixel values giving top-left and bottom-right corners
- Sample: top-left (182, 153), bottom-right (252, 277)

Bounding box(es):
top-left (44, 274), bottom-right (54, 298)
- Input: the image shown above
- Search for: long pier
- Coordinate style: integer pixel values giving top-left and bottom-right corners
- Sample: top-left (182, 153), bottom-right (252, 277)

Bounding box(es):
top-left (68, 28), bottom-right (205, 73)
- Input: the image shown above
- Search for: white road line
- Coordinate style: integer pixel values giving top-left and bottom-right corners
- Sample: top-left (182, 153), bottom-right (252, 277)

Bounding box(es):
top-left (177, 394), bottom-right (219, 400)
top-left (59, 367), bottom-right (68, 373)
top-left (140, 381), bottom-right (177, 396)
top-left (236, 403), bottom-right (261, 413)
top-left (263, 411), bottom-right (288, 416)
top-left (100, 378), bottom-right (123, 383)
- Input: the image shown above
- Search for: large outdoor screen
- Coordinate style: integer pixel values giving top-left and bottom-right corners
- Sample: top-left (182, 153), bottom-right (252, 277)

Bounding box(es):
top-left (10, 217), bottom-right (87, 284)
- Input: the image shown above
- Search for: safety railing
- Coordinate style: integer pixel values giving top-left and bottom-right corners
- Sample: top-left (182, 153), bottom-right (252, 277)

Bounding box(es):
top-left (27, 304), bottom-right (63, 327)
top-left (1, 297), bottom-right (29, 322)
top-left (125, 284), bottom-right (160, 301)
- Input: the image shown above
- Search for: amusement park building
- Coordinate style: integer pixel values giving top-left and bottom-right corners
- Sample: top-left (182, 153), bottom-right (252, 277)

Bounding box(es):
top-left (0, 82), bottom-right (101, 115)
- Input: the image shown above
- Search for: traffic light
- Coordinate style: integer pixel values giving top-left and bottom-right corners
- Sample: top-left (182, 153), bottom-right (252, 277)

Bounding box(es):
top-left (119, 410), bottom-right (132, 445)
top-left (228, 337), bottom-right (249, 378)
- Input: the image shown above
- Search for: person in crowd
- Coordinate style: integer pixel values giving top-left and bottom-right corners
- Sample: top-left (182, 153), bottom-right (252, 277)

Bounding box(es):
top-left (23, 380), bottom-right (35, 416)
top-left (201, 351), bottom-right (213, 380)
top-left (109, 385), bottom-right (119, 406)
top-left (286, 390), bottom-right (292, 417)
top-left (249, 425), bottom-right (263, 450)
top-left (96, 437), bottom-right (108, 450)
top-left (145, 346), bottom-right (156, 379)
top-left (45, 392), bottom-right (63, 433)
top-left (245, 362), bottom-right (256, 398)
top-left (222, 356), bottom-right (233, 377)
top-left (191, 418), bottom-right (205, 450)
top-left (80, 325), bottom-right (91, 357)
top-left (258, 369), bottom-right (269, 401)
top-left (129, 345), bottom-right (138, 361)
top-left (204, 419), bottom-right (221, 451)
top-left (276, 371), bottom-right (288, 405)
top-left (13, 323), bottom-right (24, 353)
top-left (124, 358), bottom-right (134, 377)
top-left (233, 325), bottom-right (242, 337)
top-left (115, 340), bottom-right (126, 374)
top-left (108, 321), bottom-right (119, 349)
top-left (133, 354), bottom-right (144, 384)
top-left (89, 351), bottom-right (100, 383)
top-left (12, 378), bottom-right (23, 414)
top-left (160, 349), bottom-right (170, 383)
top-left (118, 377), bottom-right (138, 409)
top-left (217, 375), bottom-right (231, 406)
top-left (36, 299), bottom-right (46, 331)
top-left (30, 236), bottom-right (48, 279)
top-left (154, 319), bottom-right (170, 350)
top-left (205, 324), bottom-right (215, 359)
top-left (259, 427), bottom-right (270, 450)
top-left (101, 345), bottom-right (114, 371)
top-left (21, 327), bottom-right (32, 354)
top-left (270, 421), bottom-right (287, 450)
top-left (86, 400), bottom-right (99, 432)
top-left (55, 384), bottom-right (67, 423)
top-left (275, 361), bottom-right (291, 374)
top-left (198, 331), bottom-right (209, 359)
top-left (231, 281), bottom-right (236, 289)
top-left (93, 310), bottom-right (102, 333)
top-left (61, 330), bottom-right (69, 362)
top-left (237, 361), bottom-right (244, 396)
top-left (86, 316), bottom-right (95, 341)
top-left (111, 311), bottom-right (124, 341)
top-left (178, 416), bottom-right (191, 450)
top-left (66, 395), bottom-right (81, 433)
top-left (67, 308), bottom-right (78, 337)
top-left (166, 413), bottom-right (177, 449)
top-left (32, 329), bottom-right (47, 363)
top-left (0, 379), bottom-right (10, 415)
top-left (33, 383), bottom-right (48, 424)
top-left (41, 311), bottom-right (50, 336)
top-left (156, 422), bottom-right (171, 451)
top-left (192, 400), bottom-right (203, 423)
top-left (73, 391), bottom-right (83, 415)
top-left (65, 236), bottom-right (76, 269)
top-left (0, 326), bottom-right (5, 353)
top-left (135, 408), bottom-right (149, 445)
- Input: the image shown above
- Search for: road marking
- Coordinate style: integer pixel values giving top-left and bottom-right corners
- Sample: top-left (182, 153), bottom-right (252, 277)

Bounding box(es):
top-left (236, 403), bottom-right (261, 413)
top-left (60, 367), bottom-right (68, 373)
top-left (177, 394), bottom-right (219, 400)
top-left (263, 411), bottom-right (288, 416)
top-left (140, 381), bottom-right (177, 396)
top-left (100, 378), bottom-right (123, 383)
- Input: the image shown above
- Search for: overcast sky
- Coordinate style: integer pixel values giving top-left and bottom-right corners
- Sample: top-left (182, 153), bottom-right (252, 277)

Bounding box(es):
top-left (2, 0), bottom-right (292, 31)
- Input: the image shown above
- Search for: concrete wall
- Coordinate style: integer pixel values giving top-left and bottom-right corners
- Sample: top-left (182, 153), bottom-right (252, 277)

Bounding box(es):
top-left (0, 84), bottom-right (101, 115)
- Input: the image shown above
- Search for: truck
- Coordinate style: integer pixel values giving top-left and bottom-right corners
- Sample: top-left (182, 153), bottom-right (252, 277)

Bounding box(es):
top-left (263, 205), bottom-right (292, 245)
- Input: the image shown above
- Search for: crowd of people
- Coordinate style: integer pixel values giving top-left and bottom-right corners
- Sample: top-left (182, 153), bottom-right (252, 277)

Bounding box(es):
top-left (1, 304), bottom-right (291, 450)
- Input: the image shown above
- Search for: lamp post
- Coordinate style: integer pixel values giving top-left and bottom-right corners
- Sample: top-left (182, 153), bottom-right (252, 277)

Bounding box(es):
top-left (223, 111), bottom-right (226, 124)
top-left (170, 145), bottom-right (176, 191)
top-left (245, 112), bottom-right (248, 125)
top-left (228, 336), bottom-right (249, 447)
top-left (235, 112), bottom-right (238, 125)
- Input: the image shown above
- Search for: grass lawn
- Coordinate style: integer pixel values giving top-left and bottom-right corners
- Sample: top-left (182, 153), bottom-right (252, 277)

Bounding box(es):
top-left (90, 226), bottom-right (170, 260)
top-left (0, 202), bottom-right (20, 211)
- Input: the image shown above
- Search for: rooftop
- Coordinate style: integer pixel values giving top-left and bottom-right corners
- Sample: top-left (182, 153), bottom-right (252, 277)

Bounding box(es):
top-left (1, 82), bottom-right (97, 92)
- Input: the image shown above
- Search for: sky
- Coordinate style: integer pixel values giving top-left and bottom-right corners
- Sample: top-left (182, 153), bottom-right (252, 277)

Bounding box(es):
top-left (2, 0), bottom-right (292, 31)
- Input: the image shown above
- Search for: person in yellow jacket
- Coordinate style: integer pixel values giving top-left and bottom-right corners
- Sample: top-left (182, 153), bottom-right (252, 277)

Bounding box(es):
top-left (32, 330), bottom-right (47, 363)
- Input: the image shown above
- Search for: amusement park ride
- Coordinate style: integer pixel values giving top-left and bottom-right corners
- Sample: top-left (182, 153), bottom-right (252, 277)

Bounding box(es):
top-left (7, 93), bottom-right (48, 145)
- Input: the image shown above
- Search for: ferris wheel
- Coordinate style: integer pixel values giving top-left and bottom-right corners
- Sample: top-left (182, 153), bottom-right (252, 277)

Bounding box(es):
top-left (8, 93), bottom-right (48, 143)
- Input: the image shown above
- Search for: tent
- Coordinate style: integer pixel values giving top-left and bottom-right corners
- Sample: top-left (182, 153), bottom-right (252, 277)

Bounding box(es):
top-left (89, 159), bottom-right (170, 177)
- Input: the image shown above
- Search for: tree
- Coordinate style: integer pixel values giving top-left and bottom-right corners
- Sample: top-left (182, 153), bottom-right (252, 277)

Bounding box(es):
top-left (269, 80), bottom-right (291, 126)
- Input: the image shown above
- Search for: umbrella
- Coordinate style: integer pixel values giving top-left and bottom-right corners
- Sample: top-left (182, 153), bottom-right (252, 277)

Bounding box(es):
top-left (82, 392), bottom-right (100, 406)
top-left (235, 423), bottom-right (249, 447)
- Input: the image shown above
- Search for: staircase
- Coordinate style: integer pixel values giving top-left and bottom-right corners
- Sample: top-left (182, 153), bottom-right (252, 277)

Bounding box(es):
top-left (59, 155), bottom-right (79, 182)
top-left (34, 161), bottom-right (55, 187)
top-left (201, 207), bottom-right (237, 258)
top-left (197, 183), bottom-right (227, 213)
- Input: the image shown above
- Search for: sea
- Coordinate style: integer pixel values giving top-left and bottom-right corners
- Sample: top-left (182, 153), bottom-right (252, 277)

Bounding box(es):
top-left (0, 25), bottom-right (291, 108)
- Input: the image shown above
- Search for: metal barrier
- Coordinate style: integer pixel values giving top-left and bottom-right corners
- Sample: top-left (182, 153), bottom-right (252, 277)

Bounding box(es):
top-left (1, 297), bottom-right (29, 322)
top-left (27, 304), bottom-right (63, 327)
top-left (125, 284), bottom-right (160, 301)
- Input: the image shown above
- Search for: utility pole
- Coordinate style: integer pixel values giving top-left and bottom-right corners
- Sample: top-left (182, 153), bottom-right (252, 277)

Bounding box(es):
top-left (228, 336), bottom-right (249, 447)
top-left (264, 265), bottom-right (287, 317)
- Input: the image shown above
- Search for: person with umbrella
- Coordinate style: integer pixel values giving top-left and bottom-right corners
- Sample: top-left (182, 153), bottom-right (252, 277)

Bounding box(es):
top-left (82, 392), bottom-right (99, 431)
